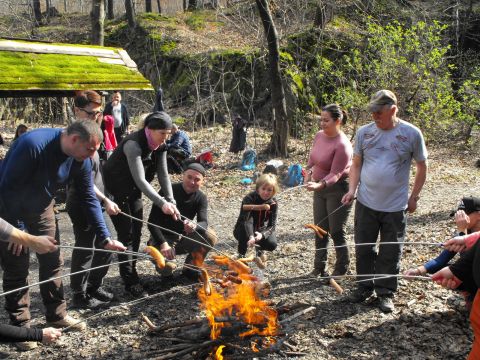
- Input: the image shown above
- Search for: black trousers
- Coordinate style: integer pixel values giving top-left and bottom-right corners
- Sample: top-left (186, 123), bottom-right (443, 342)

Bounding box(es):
top-left (150, 228), bottom-right (217, 279)
top-left (67, 202), bottom-right (113, 294)
top-left (234, 224), bottom-right (277, 256)
top-left (354, 201), bottom-right (406, 297)
top-left (109, 192), bottom-right (143, 287)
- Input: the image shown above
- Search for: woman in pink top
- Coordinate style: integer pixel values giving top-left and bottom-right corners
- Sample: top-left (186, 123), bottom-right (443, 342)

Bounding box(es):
top-left (305, 104), bottom-right (353, 277)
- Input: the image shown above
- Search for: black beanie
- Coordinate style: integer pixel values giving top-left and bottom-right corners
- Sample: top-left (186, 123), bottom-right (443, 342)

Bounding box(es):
top-left (144, 111), bottom-right (172, 130)
top-left (186, 162), bottom-right (206, 176)
top-left (459, 197), bottom-right (480, 214)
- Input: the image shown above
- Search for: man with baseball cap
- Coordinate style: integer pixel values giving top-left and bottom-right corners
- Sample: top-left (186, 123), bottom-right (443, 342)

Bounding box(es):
top-left (147, 162), bottom-right (217, 280)
top-left (342, 89), bottom-right (428, 313)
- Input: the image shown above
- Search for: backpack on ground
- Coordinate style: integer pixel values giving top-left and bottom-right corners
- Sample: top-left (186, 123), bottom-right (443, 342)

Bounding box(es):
top-left (241, 149), bottom-right (257, 171)
top-left (284, 164), bottom-right (304, 187)
top-left (196, 150), bottom-right (214, 169)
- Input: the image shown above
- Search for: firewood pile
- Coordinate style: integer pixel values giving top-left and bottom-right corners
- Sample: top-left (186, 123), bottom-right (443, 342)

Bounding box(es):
top-left (140, 303), bottom-right (314, 359)
top-left (138, 254), bottom-right (313, 359)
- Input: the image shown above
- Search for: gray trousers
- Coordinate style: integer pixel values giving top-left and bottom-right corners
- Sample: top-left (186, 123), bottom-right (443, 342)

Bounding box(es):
top-left (313, 178), bottom-right (351, 274)
top-left (354, 201), bottom-right (406, 297)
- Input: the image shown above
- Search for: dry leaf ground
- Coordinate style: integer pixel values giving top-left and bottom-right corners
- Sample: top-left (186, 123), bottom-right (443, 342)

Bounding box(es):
top-left (0, 125), bottom-right (479, 359)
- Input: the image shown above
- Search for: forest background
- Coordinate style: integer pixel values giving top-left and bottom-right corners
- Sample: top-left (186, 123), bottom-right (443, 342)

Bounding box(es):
top-left (0, 1), bottom-right (480, 359)
top-left (1, 0), bottom-right (480, 152)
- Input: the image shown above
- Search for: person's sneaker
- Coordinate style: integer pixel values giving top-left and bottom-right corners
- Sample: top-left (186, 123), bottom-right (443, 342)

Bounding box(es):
top-left (72, 293), bottom-right (108, 310)
top-left (47, 314), bottom-right (86, 331)
top-left (309, 268), bottom-right (322, 277)
top-left (378, 296), bottom-right (394, 313)
top-left (347, 288), bottom-right (374, 303)
top-left (87, 287), bottom-right (114, 302)
top-left (15, 341), bottom-right (38, 351)
top-left (125, 283), bottom-right (147, 298)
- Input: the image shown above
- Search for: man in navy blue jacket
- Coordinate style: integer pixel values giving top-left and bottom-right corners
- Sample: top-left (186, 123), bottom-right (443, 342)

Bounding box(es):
top-left (166, 124), bottom-right (192, 173)
top-left (0, 120), bottom-right (121, 338)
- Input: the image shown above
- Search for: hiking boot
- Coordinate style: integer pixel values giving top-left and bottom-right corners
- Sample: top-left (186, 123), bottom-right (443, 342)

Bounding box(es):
top-left (47, 315), bottom-right (86, 331)
top-left (378, 296), bottom-right (394, 313)
top-left (15, 341), bottom-right (38, 351)
top-left (346, 288), bottom-right (374, 303)
top-left (72, 293), bottom-right (109, 310)
top-left (87, 287), bottom-right (114, 302)
top-left (125, 283), bottom-right (147, 298)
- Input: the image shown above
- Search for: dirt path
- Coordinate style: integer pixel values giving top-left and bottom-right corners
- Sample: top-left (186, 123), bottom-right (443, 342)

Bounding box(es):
top-left (0, 127), bottom-right (479, 359)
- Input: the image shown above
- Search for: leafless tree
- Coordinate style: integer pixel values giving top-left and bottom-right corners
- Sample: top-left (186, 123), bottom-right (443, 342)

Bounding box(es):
top-left (255, 0), bottom-right (289, 156)
top-left (106, 0), bottom-right (114, 19)
top-left (314, 1), bottom-right (333, 29)
top-left (146, 0), bottom-right (152, 12)
top-left (32, 0), bottom-right (42, 25)
top-left (91, 0), bottom-right (105, 45)
top-left (125, 0), bottom-right (136, 28)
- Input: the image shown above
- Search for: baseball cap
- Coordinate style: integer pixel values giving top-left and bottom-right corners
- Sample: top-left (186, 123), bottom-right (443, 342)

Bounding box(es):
top-left (368, 90), bottom-right (397, 112)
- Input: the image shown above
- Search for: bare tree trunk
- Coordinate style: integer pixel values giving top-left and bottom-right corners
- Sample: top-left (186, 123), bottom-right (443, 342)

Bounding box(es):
top-left (45, 0), bottom-right (51, 22)
top-left (64, 0), bottom-right (67, 12)
top-left (255, 0), bottom-right (289, 157)
top-left (91, 0), bottom-right (105, 46)
top-left (33, 0), bottom-right (42, 26)
top-left (62, 97), bottom-right (69, 125)
top-left (107, 0), bottom-right (114, 19)
top-left (125, 0), bottom-right (136, 28)
top-left (314, 1), bottom-right (333, 29)
top-left (146, 0), bottom-right (152, 12)
top-left (156, 0), bottom-right (161, 13)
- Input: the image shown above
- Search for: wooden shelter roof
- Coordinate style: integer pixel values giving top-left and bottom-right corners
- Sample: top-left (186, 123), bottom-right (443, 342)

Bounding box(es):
top-left (0, 39), bottom-right (153, 98)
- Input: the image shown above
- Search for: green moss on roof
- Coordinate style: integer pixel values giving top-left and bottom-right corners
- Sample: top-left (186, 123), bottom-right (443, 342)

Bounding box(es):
top-left (0, 48), bottom-right (152, 91)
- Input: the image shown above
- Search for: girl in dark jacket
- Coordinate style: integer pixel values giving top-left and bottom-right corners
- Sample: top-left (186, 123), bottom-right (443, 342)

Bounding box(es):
top-left (233, 173), bottom-right (279, 268)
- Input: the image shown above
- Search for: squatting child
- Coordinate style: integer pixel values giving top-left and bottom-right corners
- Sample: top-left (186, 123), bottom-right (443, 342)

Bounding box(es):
top-left (233, 173), bottom-right (279, 268)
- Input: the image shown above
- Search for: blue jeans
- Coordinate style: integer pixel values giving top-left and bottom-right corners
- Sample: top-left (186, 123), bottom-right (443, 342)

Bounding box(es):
top-left (354, 201), bottom-right (406, 297)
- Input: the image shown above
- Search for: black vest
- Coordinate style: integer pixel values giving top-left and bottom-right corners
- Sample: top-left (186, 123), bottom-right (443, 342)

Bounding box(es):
top-left (103, 129), bottom-right (165, 201)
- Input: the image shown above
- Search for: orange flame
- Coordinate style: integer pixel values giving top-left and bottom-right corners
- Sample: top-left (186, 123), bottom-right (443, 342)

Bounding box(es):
top-left (198, 257), bottom-right (278, 341)
top-left (214, 345), bottom-right (225, 359)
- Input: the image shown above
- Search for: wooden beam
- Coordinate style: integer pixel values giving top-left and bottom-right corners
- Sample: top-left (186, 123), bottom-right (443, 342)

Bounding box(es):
top-left (0, 40), bottom-right (120, 59)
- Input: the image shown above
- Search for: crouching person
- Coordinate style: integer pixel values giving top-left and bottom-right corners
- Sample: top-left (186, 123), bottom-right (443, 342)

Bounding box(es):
top-left (147, 163), bottom-right (217, 280)
top-left (233, 173), bottom-right (279, 269)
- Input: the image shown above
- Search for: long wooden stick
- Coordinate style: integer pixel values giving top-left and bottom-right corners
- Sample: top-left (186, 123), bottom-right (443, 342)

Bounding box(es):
top-left (279, 306), bottom-right (316, 325)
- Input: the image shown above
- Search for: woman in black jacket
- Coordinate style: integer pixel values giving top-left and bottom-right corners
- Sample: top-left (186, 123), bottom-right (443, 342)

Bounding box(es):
top-left (103, 111), bottom-right (179, 297)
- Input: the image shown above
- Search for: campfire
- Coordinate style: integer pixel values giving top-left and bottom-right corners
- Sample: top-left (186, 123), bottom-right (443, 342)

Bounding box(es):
top-left (198, 255), bottom-right (278, 347)
top-left (141, 253), bottom-right (313, 359)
